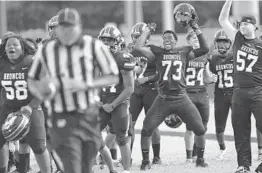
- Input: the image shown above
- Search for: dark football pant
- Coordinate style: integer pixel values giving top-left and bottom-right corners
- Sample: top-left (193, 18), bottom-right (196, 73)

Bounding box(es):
top-left (214, 89), bottom-right (233, 134)
top-left (130, 87), bottom-right (158, 122)
top-left (142, 93), bottom-right (206, 137)
top-left (129, 86), bottom-right (160, 144)
top-left (232, 86), bottom-right (262, 168)
top-left (186, 91), bottom-right (209, 130)
top-left (100, 101), bottom-right (131, 146)
top-left (48, 107), bottom-right (101, 173)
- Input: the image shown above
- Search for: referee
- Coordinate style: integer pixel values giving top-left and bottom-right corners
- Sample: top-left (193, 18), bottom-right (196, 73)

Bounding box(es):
top-left (27, 8), bottom-right (119, 173)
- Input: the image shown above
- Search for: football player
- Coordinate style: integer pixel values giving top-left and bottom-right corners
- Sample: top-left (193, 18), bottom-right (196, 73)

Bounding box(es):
top-left (98, 25), bottom-right (135, 173)
top-left (128, 22), bottom-right (161, 164)
top-left (184, 31), bottom-right (212, 163)
top-left (0, 35), bottom-right (51, 173)
top-left (209, 29), bottom-right (233, 160)
top-left (42, 15), bottom-right (58, 45)
top-left (219, 0), bottom-right (262, 172)
top-left (134, 16), bottom-right (209, 171)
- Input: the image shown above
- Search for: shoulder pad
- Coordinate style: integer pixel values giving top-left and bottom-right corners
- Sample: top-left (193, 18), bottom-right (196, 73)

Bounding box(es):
top-left (114, 51), bottom-right (136, 71)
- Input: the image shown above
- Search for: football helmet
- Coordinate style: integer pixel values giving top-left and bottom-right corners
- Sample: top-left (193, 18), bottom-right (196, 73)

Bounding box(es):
top-left (2, 112), bottom-right (30, 142)
top-left (214, 29), bottom-right (231, 54)
top-left (48, 15), bottom-right (58, 39)
top-left (98, 26), bottom-right (122, 53)
top-left (164, 114), bottom-right (183, 129)
top-left (173, 3), bottom-right (198, 28)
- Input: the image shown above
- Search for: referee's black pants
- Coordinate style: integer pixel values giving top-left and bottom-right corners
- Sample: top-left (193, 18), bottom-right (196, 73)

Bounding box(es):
top-left (48, 107), bottom-right (101, 173)
top-left (232, 86), bottom-right (262, 168)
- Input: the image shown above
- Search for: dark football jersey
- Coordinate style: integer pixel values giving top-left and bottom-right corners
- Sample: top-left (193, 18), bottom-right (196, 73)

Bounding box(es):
top-left (0, 55), bottom-right (34, 110)
top-left (186, 55), bottom-right (208, 92)
top-left (101, 50), bottom-right (135, 102)
top-left (233, 31), bottom-right (262, 88)
top-left (210, 53), bottom-right (234, 92)
top-left (149, 45), bottom-right (192, 95)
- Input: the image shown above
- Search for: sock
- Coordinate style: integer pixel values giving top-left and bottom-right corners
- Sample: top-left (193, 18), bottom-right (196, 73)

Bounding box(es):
top-left (219, 143), bottom-right (226, 150)
top-left (142, 149), bottom-right (149, 161)
top-left (196, 147), bottom-right (205, 159)
top-left (18, 153), bottom-right (30, 173)
top-left (186, 150), bottom-right (193, 159)
top-left (152, 143), bottom-right (160, 158)
top-left (8, 151), bottom-right (15, 164)
top-left (15, 161), bottom-right (19, 171)
top-left (192, 143), bottom-right (197, 157)
top-left (110, 149), bottom-right (117, 160)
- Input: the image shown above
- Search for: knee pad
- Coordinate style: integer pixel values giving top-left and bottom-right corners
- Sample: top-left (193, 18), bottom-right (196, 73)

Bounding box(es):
top-left (30, 140), bottom-right (47, 155)
top-left (0, 167), bottom-right (7, 173)
top-left (141, 129), bottom-right (152, 137)
top-left (32, 145), bottom-right (46, 155)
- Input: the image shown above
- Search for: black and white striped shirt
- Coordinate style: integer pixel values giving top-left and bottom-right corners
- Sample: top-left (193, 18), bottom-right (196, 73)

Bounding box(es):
top-left (28, 35), bottom-right (118, 113)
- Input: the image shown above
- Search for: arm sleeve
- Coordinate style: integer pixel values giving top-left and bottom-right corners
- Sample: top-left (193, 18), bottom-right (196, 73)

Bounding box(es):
top-left (190, 33), bottom-right (209, 58)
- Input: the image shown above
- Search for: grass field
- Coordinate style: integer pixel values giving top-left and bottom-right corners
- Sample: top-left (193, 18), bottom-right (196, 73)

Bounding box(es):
top-left (27, 101), bottom-right (262, 173)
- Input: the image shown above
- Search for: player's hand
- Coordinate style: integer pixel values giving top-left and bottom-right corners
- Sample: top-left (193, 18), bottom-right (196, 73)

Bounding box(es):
top-left (210, 74), bottom-right (218, 83)
top-left (97, 102), bottom-right (103, 109)
top-left (136, 77), bottom-right (148, 85)
top-left (102, 104), bottom-right (114, 113)
top-left (147, 23), bottom-right (157, 34)
top-left (20, 105), bottom-right (33, 117)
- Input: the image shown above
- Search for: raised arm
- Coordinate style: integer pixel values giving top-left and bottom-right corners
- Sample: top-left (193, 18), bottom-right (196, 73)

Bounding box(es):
top-left (218, 0), bottom-right (237, 41)
top-left (133, 25), bottom-right (156, 63)
top-left (188, 23), bottom-right (209, 60)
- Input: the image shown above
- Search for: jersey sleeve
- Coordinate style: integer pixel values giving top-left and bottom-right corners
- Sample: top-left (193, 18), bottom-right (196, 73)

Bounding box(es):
top-left (115, 51), bottom-right (136, 71)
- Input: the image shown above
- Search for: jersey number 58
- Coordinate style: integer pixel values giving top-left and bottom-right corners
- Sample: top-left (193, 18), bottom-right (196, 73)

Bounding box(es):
top-left (1, 80), bottom-right (28, 100)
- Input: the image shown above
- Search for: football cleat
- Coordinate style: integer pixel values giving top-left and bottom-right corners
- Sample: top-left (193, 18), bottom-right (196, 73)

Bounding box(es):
top-left (173, 3), bottom-right (198, 28)
top-left (235, 166), bottom-right (250, 173)
top-left (186, 159), bottom-right (193, 164)
top-left (196, 158), bottom-right (208, 167)
top-left (164, 114), bottom-right (183, 129)
top-left (140, 160), bottom-right (151, 171)
top-left (2, 112), bottom-right (30, 142)
top-left (258, 150), bottom-right (262, 161)
top-left (152, 157), bottom-right (162, 165)
top-left (217, 148), bottom-right (227, 161)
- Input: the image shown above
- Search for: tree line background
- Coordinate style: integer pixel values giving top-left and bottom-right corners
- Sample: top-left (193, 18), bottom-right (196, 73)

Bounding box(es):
top-left (6, 1), bottom-right (262, 36)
